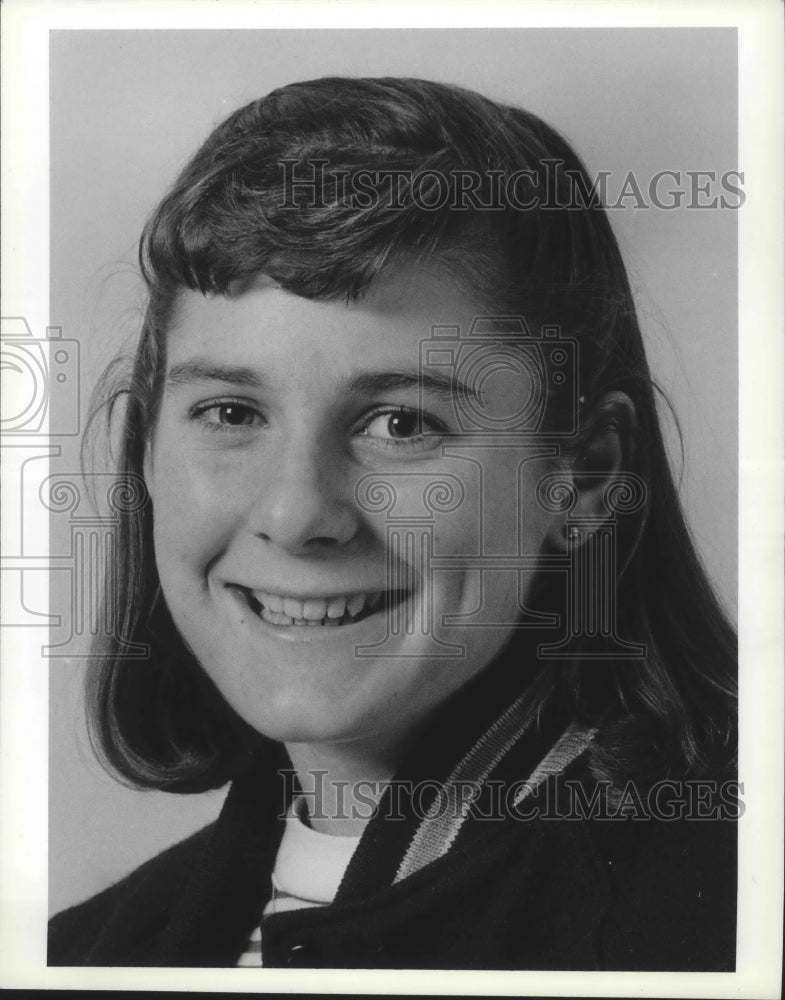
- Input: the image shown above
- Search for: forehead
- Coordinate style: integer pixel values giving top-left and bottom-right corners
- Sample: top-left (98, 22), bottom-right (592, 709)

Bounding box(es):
top-left (165, 267), bottom-right (483, 376)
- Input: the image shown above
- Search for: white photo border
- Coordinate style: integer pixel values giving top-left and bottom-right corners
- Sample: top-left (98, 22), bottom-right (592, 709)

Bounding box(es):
top-left (1, 0), bottom-right (782, 995)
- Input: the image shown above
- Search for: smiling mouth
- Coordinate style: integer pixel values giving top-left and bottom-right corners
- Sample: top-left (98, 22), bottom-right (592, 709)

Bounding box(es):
top-left (231, 586), bottom-right (408, 627)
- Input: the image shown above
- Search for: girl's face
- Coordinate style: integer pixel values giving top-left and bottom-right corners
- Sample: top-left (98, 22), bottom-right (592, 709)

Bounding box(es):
top-left (145, 265), bottom-right (558, 756)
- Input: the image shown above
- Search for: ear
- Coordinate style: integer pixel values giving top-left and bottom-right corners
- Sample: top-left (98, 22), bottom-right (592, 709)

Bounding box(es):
top-left (546, 391), bottom-right (636, 550)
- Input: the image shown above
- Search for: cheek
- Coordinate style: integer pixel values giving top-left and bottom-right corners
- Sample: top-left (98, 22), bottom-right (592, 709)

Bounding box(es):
top-left (428, 476), bottom-right (549, 557)
top-left (425, 465), bottom-right (552, 616)
top-left (148, 444), bottom-right (251, 575)
top-left (519, 470), bottom-right (554, 550)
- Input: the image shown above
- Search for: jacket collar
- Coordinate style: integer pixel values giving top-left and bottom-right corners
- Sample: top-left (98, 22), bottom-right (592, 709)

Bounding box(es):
top-left (335, 645), bottom-right (590, 899)
top-left (151, 644), bottom-right (593, 963)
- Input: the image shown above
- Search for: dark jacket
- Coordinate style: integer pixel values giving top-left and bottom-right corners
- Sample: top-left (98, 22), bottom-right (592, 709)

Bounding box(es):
top-left (48, 661), bottom-right (737, 970)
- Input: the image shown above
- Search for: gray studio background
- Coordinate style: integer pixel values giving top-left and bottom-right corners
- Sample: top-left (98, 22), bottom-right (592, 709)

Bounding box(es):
top-left (49, 28), bottom-right (738, 916)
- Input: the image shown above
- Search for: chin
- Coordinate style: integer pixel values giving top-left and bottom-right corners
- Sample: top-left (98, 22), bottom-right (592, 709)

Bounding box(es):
top-left (222, 686), bottom-right (372, 747)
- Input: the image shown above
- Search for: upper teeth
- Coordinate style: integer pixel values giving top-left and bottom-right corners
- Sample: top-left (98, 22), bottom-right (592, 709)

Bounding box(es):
top-left (250, 590), bottom-right (381, 622)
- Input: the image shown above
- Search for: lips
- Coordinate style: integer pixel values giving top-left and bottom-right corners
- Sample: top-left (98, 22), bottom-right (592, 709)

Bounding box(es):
top-left (232, 586), bottom-right (405, 627)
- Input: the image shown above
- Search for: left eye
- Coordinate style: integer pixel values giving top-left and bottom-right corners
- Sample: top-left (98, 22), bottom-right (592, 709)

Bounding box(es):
top-left (363, 410), bottom-right (423, 440)
top-left (355, 408), bottom-right (446, 453)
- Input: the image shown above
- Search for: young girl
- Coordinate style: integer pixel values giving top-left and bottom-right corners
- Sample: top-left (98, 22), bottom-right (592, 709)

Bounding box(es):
top-left (48, 76), bottom-right (737, 970)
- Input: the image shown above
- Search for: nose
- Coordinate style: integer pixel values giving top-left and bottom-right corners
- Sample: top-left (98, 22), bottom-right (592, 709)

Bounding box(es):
top-left (246, 443), bottom-right (360, 554)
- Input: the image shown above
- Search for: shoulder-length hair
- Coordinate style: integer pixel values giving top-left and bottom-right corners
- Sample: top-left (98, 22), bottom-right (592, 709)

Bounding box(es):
top-left (86, 76), bottom-right (736, 792)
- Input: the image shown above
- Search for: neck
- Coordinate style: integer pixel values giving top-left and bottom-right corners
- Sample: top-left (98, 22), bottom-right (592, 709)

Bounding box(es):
top-left (284, 737), bottom-right (405, 837)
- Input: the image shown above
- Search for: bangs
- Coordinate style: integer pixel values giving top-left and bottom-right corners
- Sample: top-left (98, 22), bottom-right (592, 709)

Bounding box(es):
top-left (138, 77), bottom-right (608, 321)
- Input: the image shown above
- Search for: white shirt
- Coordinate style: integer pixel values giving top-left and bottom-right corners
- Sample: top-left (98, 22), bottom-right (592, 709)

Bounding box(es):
top-left (237, 796), bottom-right (361, 967)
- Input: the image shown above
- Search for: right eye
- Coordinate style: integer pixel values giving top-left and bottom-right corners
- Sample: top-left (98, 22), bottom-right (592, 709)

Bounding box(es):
top-left (190, 399), bottom-right (266, 432)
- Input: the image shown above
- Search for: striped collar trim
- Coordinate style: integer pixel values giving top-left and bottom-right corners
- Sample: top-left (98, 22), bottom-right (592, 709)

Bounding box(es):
top-left (394, 699), bottom-right (597, 884)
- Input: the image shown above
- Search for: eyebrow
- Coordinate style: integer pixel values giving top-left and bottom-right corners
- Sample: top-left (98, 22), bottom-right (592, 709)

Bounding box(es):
top-left (347, 370), bottom-right (480, 403)
top-left (166, 361), bottom-right (268, 390)
top-left (165, 360), bottom-right (479, 402)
